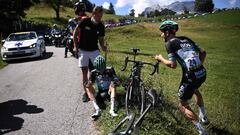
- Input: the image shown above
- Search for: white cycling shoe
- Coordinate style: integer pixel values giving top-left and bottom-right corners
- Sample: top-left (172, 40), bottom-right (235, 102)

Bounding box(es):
top-left (109, 110), bottom-right (118, 117)
top-left (199, 114), bottom-right (210, 125)
top-left (91, 110), bottom-right (101, 119)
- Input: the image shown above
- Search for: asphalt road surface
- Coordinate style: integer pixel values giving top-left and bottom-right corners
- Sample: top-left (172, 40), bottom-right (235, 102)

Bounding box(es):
top-left (0, 46), bottom-right (100, 135)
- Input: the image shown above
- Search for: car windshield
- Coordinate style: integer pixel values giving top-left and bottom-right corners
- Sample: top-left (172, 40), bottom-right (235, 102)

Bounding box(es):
top-left (7, 33), bottom-right (36, 41)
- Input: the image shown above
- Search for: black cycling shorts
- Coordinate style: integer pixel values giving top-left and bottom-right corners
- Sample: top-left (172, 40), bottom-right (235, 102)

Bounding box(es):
top-left (178, 68), bottom-right (206, 102)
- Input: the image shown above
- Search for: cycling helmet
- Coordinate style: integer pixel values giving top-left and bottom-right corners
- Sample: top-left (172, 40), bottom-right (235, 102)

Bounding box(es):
top-left (74, 1), bottom-right (86, 15)
top-left (53, 24), bottom-right (57, 28)
top-left (94, 55), bottom-right (106, 72)
top-left (159, 20), bottom-right (178, 32)
top-left (68, 18), bottom-right (74, 23)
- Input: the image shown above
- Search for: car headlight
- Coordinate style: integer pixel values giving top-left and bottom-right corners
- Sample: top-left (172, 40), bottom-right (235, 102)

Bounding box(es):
top-left (1, 46), bottom-right (7, 51)
top-left (29, 43), bottom-right (36, 48)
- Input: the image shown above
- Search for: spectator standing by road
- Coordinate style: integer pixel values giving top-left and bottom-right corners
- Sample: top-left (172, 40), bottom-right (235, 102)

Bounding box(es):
top-left (73, 6), bottom-right (107, 102)
top-left (155, 20), bottom-right (209, 135)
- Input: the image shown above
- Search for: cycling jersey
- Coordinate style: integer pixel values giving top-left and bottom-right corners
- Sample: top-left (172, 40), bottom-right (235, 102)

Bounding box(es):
top-left (89, 67), bottom-right (119, 91)
top-left (165, 36), bottom-right (207, 101)
top-left (77, 17), bottom-right (105, 51)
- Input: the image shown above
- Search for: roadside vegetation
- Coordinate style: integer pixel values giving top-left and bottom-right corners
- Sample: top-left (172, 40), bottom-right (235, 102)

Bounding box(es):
top-left (0, 4), bottom-right (239, 135)
top-left (98, 9), bottom-right (240, 135)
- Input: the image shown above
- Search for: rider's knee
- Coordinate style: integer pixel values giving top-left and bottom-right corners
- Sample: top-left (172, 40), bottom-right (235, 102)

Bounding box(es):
top-left (85, 81), bottom-right (93, 88)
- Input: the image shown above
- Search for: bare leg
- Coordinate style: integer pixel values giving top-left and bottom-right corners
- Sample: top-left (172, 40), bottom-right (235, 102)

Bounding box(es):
top-left (108, 84), bottom-right (118, 116)
top-left (81, 67), bottom-right (89, 102)
top-left (179, 101), bottom-right (199, 124)
top-left (194, 89), bottom-right (204, 107)
top-left (194, 89), bottom-right (209, 124)
top-left (86, 84), bottom-right (96, 101)
top-left (81, 66), bottom-right (89, 89)
top-left (86, 83), bottom-right (101, 118)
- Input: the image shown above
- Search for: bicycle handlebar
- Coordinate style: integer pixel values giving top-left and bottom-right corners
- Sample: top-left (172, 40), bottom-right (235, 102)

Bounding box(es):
top-left (121, 56), bottom-right (159, 75)
top-left (109, 113), bottom-right (136, 135)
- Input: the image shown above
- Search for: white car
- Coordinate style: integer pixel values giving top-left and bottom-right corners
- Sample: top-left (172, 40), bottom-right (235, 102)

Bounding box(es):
top-left (1, 31), bottom-right (46, 61)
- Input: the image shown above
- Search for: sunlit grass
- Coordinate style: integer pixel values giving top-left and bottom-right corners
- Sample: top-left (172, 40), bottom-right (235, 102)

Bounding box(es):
top-left (1, 5), bottom-right (240, 134)
top-left (98, 10), bottom-right (240, 135)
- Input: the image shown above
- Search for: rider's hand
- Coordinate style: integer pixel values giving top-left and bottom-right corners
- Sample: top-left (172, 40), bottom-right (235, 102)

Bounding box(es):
top-left (155, 54), bottom-right (163, 62)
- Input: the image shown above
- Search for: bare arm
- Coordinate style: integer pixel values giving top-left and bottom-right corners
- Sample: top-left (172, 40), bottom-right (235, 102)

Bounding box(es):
top-left (199, 48), bottom-right (206, 63)
top-left (99, 36), bottom-right (107, 52)
top-left (155, 54), bottom-right (177, 69)
top-left (73, 25), bottom-right (80, 51)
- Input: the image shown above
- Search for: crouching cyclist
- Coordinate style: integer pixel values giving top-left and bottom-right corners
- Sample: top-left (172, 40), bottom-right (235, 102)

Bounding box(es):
top-left (85, 55), bottom-right (120, 119)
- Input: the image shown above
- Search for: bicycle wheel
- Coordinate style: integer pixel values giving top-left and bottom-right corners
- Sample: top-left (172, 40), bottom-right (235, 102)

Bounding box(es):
top-left (125, 80), bottom-right (145, 115)
top-left (139, 82), bottom-right (146, 114)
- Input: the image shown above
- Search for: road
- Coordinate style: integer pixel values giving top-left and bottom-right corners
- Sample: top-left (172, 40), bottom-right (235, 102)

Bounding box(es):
top-left (0, 46), bottom-right (100, 135)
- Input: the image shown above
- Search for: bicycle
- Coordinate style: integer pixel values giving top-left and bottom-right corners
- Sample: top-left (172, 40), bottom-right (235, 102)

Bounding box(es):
top-left (121, 48), bottom-right (159, 115)
top-left (109, 89), bottom-right (160, 135)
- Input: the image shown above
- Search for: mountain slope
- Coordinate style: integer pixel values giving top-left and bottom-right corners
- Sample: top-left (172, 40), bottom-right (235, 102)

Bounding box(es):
top-left (143, 1), bottom-right (195, 15)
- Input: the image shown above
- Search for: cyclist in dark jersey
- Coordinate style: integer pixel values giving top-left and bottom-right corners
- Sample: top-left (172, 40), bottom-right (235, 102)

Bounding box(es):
top-left (73, 6), bottom-right (107, 103)
top-left (85, 55), bottom-right (120, 119)
top-left (155, 20), bottom-right (209, 135)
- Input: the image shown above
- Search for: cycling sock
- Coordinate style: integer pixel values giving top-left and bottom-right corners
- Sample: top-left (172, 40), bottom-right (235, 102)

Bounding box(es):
top-left (199, 106), bottom-right (206, 116)
top-left (92, 100), bottom-right (100, 111)
top-left (110, 97), bottom-right (115, 112)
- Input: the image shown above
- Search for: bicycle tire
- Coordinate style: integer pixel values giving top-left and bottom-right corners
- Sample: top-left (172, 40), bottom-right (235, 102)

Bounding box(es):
top-left (125, 80), bottom-right (145, 115)
top-left (140, 82), bottom-right (146, 114)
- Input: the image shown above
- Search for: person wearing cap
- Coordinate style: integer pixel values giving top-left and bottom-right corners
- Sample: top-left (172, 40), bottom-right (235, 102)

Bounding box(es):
top-left (155, 20), bottom-right (209, 135)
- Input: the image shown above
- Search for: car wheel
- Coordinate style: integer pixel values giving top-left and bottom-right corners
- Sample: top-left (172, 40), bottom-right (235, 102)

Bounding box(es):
top-left (43, 46), bottom-right (46, 54)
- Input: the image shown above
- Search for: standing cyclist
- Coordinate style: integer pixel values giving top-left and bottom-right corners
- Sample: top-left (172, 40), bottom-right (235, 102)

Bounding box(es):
top-left (73, 6), bottom-right (107, 102)
top-left (155, 20), bottom-right (209, 135)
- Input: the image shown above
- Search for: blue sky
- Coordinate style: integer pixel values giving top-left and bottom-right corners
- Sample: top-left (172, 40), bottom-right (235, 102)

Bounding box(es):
top-left (89, 0), bottom-right (240, 16)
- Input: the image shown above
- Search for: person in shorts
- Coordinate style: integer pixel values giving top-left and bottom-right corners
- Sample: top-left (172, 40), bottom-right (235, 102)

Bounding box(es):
top-left (73, 6), bottom-right (107, 102)
top-left (155, 20), bottom-right (209, 135)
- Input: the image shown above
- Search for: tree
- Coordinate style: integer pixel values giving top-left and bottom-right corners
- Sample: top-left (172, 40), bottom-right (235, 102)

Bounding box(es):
top-left (160, 8), bottom-right (176, 16)
top-left (129, 9), bottom-right (135, 17)
top-left (195, 0), bottom-right (214, 13)
top-left (108, 2), bottom-right (115, 14)
top-left (183, 6), bottom-right (189, 14)
top-left (0, 0), bottom-right (39, 36)
top-left (43, 0), bottom-right (64, 20)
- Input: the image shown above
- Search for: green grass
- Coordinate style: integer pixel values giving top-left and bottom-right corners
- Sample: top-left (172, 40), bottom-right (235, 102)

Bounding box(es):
top-left (97, 10), bottom-right (240, 135)
top-left (1, 6), bottom-right (240, 134)
top-left (24, 3), bottom-right (127, 28)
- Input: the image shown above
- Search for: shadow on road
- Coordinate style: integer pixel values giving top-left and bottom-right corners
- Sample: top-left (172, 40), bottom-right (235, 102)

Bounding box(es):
top-left (6, 52), bottom-right (54, 64)
top-left (0, 99), bottom-right (44, 134)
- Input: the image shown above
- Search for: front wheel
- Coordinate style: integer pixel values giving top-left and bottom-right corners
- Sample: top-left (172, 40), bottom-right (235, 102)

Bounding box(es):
top-left (125, 80), bottom-right (146, 115)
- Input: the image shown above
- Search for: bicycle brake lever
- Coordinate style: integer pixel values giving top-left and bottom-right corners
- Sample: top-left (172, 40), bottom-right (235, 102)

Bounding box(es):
top-left (150, 62), bottom-right (159, 75)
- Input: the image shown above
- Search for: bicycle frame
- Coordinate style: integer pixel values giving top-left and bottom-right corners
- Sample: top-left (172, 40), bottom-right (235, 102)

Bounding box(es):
top-left (122, 48), bottom-right (159, 115)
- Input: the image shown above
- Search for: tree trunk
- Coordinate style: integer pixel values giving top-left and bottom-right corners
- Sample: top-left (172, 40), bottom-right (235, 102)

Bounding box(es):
top-left (56, 9), bottom-right (60, 20)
